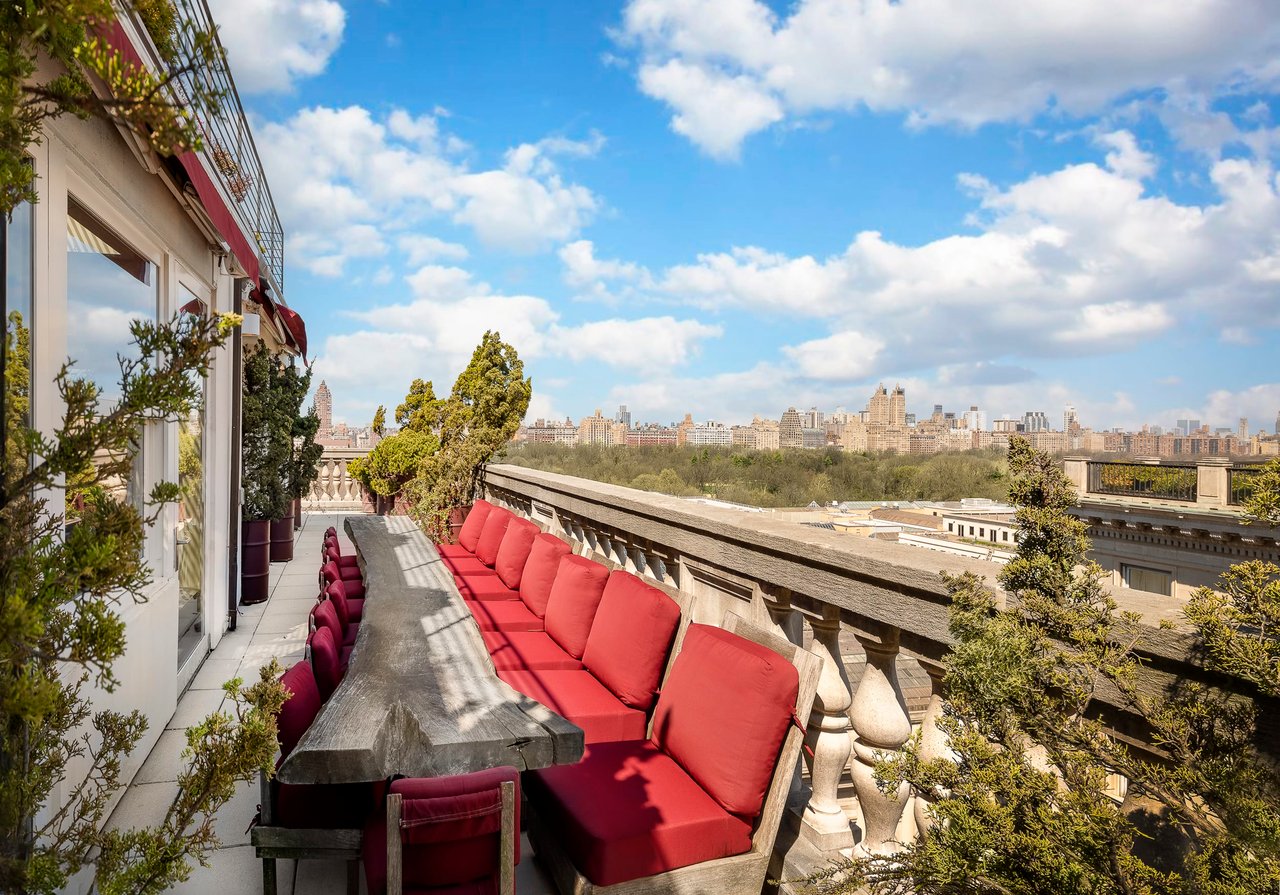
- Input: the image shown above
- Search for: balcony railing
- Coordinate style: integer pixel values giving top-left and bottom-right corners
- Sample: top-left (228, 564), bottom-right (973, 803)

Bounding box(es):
top-left (480, 463), bottom-right (1271, 884)
top-left (304, 448), bottom-right (372, 512)
top-left (1228, 466), bottom-right (1261, 506)
top-left (1086, 460), bottom-right (1198, 501)
top-left (162, 0), bottom-right (286, 293)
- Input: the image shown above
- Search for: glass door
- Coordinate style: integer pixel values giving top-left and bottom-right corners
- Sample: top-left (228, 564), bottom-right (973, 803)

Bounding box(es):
top-left (176, 288), bottom-right (207, 668)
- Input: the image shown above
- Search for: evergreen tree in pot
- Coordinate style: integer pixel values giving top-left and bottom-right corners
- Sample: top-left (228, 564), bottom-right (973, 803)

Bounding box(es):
top-left (268, 358), bottom-right (314, 559)
top-left (240, 344), bottom-right (288, 601)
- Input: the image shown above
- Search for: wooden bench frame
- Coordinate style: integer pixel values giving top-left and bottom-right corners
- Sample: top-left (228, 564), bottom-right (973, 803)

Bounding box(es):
top-left (526, 611), bottom-right (822, 895)
top-left (250, 771), bottom-right (363, 895)
top-left (385, 780), bottom-right (516, 895)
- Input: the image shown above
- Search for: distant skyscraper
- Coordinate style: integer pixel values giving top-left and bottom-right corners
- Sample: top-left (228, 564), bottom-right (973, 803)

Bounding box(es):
top-left (1064, 405), bottom-right (1079, 433)
top-left (868, 385), bottom-right (891, 426)
top-left (905, 412), bottom-right (917, 427)
top-left (313, 380), bottom-right (333, 435)
top-left (1239, 417), bottom-right (1249, 441)
top-left (802, 406), bottom-right (824, 429)
top-left (1275, 411), bottom-right (1280, 435)
top-left (1023, 410), bottom-right (1049, 433)
top-left (889, 385), bottom-right (907, 428)
top-left (963, 405), bottom-right (986, 432)
top-left (1176, 419), bottom-right (1202, 437)
top-left (615, 404), bottom-right (631, 428)
top-left (779, 407), bottom-right (804, 449)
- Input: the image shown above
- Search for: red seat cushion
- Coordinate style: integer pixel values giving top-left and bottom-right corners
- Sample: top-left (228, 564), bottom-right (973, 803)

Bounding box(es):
top-left (581, 571), bottom-right (680, 712)
top-left (435, 543), bottom-right (474, 560)
top-left (456, 499), bottom-right (493, 553)
top-left (315, 599), bottom-right (357, 649)
top-left (337, 554), bottom-right (359, 569)
top-left (308, 628), bottom-right (342, 702)
top-left (466, 599), bottom-right (543, 632)
top-left (277, 661), bottom-right (321, 758)
top-left (496, 669), bottom-right (646, 744)
top-left (443, 555), bottom-right (498, 576)
top-left (323, 561), bottom-right (366, 597)
top-left (524, 741), bottom-right (752, 886)
top-left (325, 579), bottom-right (363, 627)
top-left (516, 535), bottom-right (572, 617)
top-left (455, 573), bottom-right (519, 602)
top-left (363, 767), bottom-right (519, 895)
top-left (482, 631), bottom-right (583, 671)
top-left (543, 556), bottom-right (610, 659)
top-left (493, 517), bottom-right (539, 590)
top-left (651, 624), bottom-right (799, 819)
top-left (473, 507), bottom-right (512, 567)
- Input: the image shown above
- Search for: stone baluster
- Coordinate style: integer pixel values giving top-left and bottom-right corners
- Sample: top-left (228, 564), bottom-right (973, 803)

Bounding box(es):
top-left (850, 624), bottom-right (912, 855)
top-left (798, 606), bottom-right (855, 850)
top-left (913, 658), bottom-right (952, 838)
top-left (761, 587), bottom-right (804, 803)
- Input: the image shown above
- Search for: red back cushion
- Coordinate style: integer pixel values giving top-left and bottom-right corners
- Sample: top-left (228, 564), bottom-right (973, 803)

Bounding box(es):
top-left (518, 535), bottom-right (572, 618)
top-left (651, 624), bottom-right (799, 819)
top-left (309, 627), bottom-right (342, 701)
top-left (325, 580), bottom-right (351, 630)
top-left (581, 571), bottom-right (680, 712)
top-left (457, 500), bottom-right (493, 553)
top-left (362, 767), bottom-right (520, 894)
top-left (278, 661), bottom-right (321, 758)
top-left (314, 599), bottom-right (345, 647)
top-left (473, 507), bottom-right (512, 567)
top-left (322, 560), bottom-right (343, 587)
top-left (542, 556), bottom-right (610, 659)
top-left (494, 517), bottom-right (539, 590)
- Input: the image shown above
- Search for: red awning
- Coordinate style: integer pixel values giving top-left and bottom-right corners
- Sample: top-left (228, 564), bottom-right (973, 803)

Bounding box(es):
top-left (102, 20), bottom-right (262, 283)
top-left (275, 304), bottom-right (308, 358)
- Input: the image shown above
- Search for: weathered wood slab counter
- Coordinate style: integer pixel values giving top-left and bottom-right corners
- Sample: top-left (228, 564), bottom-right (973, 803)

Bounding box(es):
top-left (277, 515), bottom-right (583, 784)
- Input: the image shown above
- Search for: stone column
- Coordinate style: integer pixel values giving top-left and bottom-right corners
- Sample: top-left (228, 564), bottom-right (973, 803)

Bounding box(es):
top-left (1196, 457), bottom-right (1232, 508)
top-left (798, 606), bottom-right (854, 850)
top-left (1061, 456), bottom-right (1088, 493)
top-left (913, 658), bottom-right (952, 838)
top-left (850, 624), bottom-right (912, 855)
top-left (762, 588), bottom-right (804, 802)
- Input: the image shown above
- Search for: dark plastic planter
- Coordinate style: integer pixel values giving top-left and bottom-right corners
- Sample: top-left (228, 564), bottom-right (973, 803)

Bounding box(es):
top-left (240, 519), bottom-right (271, 604)
top-left (270, 512), bottom-right (295, 562)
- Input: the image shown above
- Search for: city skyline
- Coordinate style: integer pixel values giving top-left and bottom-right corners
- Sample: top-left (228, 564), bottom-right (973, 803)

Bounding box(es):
top-left (217, 1), bottom-right (1280, 434)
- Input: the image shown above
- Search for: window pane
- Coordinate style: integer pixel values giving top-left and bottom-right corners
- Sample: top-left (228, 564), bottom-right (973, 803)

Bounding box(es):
top-left (3, 197), bottom-right (34, 492)
top-left (66, 199), bottom-right (157, 515)
top-left (1123, 564), bottom-right (1172, 596)
top-left (177, 289), bottom-right (206, 667)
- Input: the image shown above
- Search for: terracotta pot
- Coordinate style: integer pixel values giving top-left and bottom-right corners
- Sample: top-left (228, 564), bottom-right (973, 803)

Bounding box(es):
top-left (240, 519), bottom-right (271, 604)
top-left (446, 504), bottom-right (471, 545)
top-left (269, 512), bottom-right (295, 562)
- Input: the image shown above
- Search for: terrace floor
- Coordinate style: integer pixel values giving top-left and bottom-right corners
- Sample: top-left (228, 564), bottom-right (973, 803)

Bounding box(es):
top-left (106, 513), bottom-right (555, 895)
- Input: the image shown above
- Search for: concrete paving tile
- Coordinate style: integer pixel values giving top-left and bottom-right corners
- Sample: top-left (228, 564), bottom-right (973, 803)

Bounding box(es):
top-left (249, 629), bottom-right (309, 654)
top-left (161, 844), bottom-right (267, 895)
top-left (133, 729), bottom-right (191, 784)
top-left (211, 778), bottom-right (261, 848)
top-left (240, 650), bottom-right (302, 681)
top-left (189, 658), bottom-right (244, 691)
top-left (166, 688), bottom-right (224, 730)
top-left (106, 780), bottom-right (172, 831)
top-left (253, 612), bottom-right (311, 635)
top-left (293, 856), bottom-right (364, 895)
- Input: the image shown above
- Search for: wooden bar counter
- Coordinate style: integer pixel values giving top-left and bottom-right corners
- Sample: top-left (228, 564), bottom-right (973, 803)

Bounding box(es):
top-left (277, 515), bottom-right (583, 785)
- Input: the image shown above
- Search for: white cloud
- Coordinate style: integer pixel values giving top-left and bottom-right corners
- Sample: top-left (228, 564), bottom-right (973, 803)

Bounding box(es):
top-left (257, 106), bottom-right (602, 273)
top-left (559, 241), bottom-right (651, 302)
top-left (617, 0), bottom-right (1280, 156)
top-left (398, 235), bottom-right (470, 265)
top-left (207, 0), bottom-right (345, 93)
top-left (782, 331), bottom-right (885, 381)
top-left (1199, 384), bottom-right (1280, 430)
top-left (553, 316), bottom-right (723, 368)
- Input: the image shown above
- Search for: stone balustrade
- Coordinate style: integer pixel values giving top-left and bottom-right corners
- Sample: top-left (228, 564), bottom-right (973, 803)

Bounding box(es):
top-left (481, 463), bottom-right (1274, 887)
top-left (304, 448), bottom-right (373, 512)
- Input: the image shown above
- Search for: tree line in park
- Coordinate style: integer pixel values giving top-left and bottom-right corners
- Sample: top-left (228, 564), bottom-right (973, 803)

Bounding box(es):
top-left (501, 443), bottom-right (1012, 507)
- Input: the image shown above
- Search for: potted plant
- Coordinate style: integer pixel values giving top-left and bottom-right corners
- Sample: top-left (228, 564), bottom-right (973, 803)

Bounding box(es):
top-left (407, 332), bottom-right (530, 542)
top-left (240, 343), bottom-right (289, 602)
top-left (270, 359), bottom-right (318, 557)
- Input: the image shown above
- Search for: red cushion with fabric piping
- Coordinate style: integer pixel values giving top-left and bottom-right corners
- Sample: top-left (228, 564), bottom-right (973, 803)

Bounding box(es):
top-left (435, 543), bottom-right (474, 560)
top-left (516, 535), bottom-right (572, 618)
top-left (496, 669), bottom-right (646, 744)
top-left (543, 556), bottom-right (610, 659)
top-left (362, 767), bottom-right (519, 895)
top-left (473, 507), bottom-right (512, 567)
top-left (277, 661), bottom-right (321, 758)
top-left (580, 571), bottom-right (680, 712)
top-left (650, 623), bottom-right (799, 819)
top-left (456, 499), bottom-right (493, 553)
top-left (322, 561), bottom-right (365, 598)
top-left (326, 579), bottom-right (363, 626)
top-left (442, 554), bottom-right (497, 576)
top-left (308, 628), bottom-right (342, 702)
top-left (481, 631), bottom-right (583, 671)
top-left (523, 740), bottom-right (752, 886)
top-left (315, 599), bottom-right (357, 649)
top-left (465, 599), bottom-right (543, 633)
top-left (455, 573), bottom-right (519, 602)
top-left (493, 517), bottom-right (539, 590)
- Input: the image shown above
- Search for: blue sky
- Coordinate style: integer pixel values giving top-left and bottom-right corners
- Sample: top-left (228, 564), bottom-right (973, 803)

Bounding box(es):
top-left (210, 0), bottom-right (1280, 434)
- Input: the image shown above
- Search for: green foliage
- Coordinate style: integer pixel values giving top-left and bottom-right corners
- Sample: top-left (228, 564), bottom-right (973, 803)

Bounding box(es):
top-left (0, 0), bottom-right (225, 213)
top-left (277, 361), bottom-right (321, 501)
top-left (407, 332), bottom-right (531, 539)
top-left (504, 443), bottom-right (1010, 507)
top-left (1095, 463), bottom-right (1199, 499)
top-left (352, 429), bottom-right (439, 498)
top-left (396, 378), bottom-right (445, 433)
top-left (371, 404), bottom-right (386, 438)
top-left (240, 343), bottom-right (289, 520)
top-left (810, 438), bottom-right (1280, 895)
top-left (1, 312), bottom-right (286, 894)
